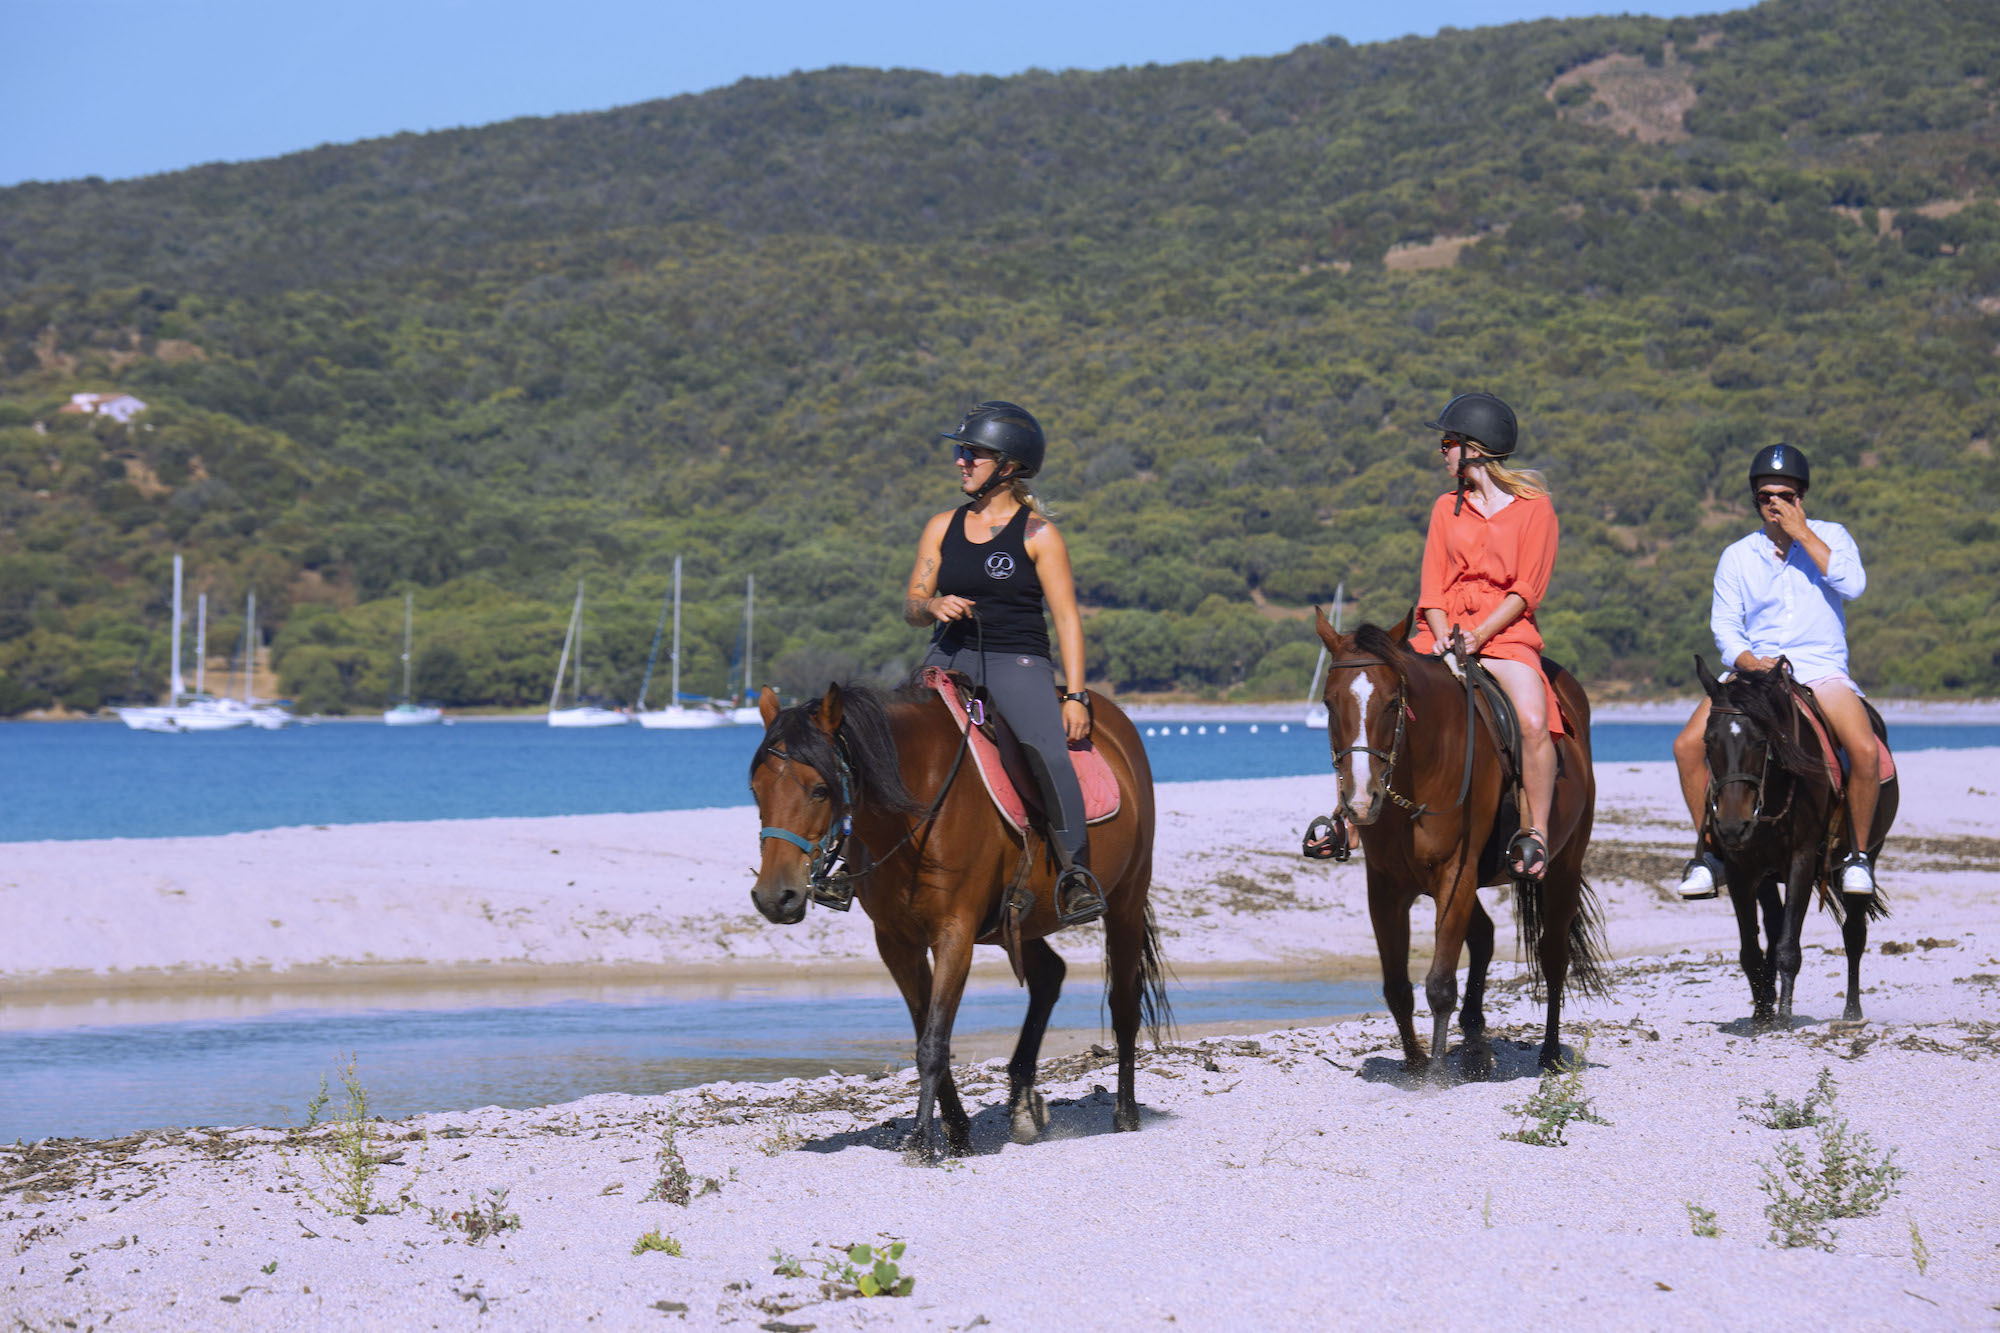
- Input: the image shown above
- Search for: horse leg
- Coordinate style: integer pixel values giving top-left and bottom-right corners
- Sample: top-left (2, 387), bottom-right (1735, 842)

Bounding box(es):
top-left (1457, 895), bottom-right (1496, 1078)
top-left (1006, 937), bottom-right (1065, 1144)
top-left (1840, 896), bottom-right (1868, 1022)
top-left (1730, 866), bottom-right (1776, 1026)
top-left (1774, 845), bottom-right (1819, 1025)
top-left (1103, 883), bottom-right (1153, 1133)
top-left (1422, 869), bottom-right (1481, 1080)
top-left (1533, 871), bottom-right (1580, 1072)
top-left (877, 928), bottom-right (972, 1160)
top-left (1368, 873), bottom-right (1424, 1070)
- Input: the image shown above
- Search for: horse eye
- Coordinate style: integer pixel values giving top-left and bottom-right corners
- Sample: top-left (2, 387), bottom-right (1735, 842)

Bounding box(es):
top-left (810, 784), bottom-right (829, 802)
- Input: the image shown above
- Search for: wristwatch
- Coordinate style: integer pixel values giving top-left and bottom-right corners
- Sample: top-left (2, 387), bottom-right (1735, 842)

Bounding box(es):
top-left (1061, 691), bottom-right (1090, 705)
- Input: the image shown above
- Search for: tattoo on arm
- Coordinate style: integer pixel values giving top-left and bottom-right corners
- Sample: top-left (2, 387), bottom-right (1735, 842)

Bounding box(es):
top-left (1025, 516), bottom-right (1045, 540)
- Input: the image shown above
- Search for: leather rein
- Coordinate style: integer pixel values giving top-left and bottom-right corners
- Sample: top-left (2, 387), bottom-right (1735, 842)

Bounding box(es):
top-left (1320, 651), bottom-right (1479, 820)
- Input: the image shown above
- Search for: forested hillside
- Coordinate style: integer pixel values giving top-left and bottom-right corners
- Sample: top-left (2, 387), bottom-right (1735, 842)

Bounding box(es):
top-left (3, 0), bottom-right (1998, 714)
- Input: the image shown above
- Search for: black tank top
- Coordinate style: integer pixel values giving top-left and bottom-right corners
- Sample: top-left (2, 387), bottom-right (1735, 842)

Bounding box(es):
top-left (932, 504), bottom-right (1049, 657)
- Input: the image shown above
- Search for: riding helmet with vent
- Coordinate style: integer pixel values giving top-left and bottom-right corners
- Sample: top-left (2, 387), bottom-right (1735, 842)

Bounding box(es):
top-left (939, 401), bottom-right (1046, 479)
top-left (1749, 443), bottom-right (1810, 496)
top-left (1425, 392), bottom-right (1518, 458)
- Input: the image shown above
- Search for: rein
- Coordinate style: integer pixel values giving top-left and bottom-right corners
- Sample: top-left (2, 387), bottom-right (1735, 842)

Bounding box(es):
top-left (1321, 653), bottom-right (1478, 820)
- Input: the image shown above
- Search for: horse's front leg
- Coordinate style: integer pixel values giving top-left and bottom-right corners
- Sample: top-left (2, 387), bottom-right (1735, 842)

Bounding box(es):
top-left (875, 926), bottom-right (970, 1159)
top-left (1839, 895), bottom-right (1869, 1022)
top-left (1367, 869), bottom-right (1423, 1070)
top-left (1457, 894), bottom-right (1496, 1078)
top-left (1774, 844), bottom-right (1819, 1023)
top-left (1729, 865), bottom-right (1776, 1026)
top-left (1422, 865), bottom-right (1482, 1080)
top-left (1007, 937), bottom-right (1065, 1143)
top-left (909, 927), bottom-right (976, 1163)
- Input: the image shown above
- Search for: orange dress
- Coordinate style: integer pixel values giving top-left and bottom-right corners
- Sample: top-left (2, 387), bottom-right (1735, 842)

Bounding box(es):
top-left (1409, 490), bottom-right (1565, 735)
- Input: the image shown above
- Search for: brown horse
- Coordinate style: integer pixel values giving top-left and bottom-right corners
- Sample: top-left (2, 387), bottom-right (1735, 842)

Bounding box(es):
top-left (748, 680), bottom-right (1169, 1161)
top-left (1313, 612), bottom-right (1606, 1074)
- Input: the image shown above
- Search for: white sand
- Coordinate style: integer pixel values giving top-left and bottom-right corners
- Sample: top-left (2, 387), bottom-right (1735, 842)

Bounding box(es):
top-left (4, 752), bottom-right (1999, 1328)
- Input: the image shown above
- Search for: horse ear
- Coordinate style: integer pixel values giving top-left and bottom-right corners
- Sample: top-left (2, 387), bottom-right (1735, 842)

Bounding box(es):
top-left (1388, 607), bottom-right (1415, 643)
top-left (758, 686), bottom-right (781, 727)
top-left (1694, 655), bottom-right (1723, 700)
top-left (817, 682), bottom-right (844, 736)
top-left (1313, 605), bottom-right (1341, 651)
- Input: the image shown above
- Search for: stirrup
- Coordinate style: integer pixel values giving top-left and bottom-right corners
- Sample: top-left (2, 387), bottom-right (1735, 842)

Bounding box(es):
top-left (809, 876), bottom-right (854, 911)
top-left (1676, 854), bottom-right (1721, 902)
top-left (1303, 814), bottom-right (1350, 862)
top-left (1507, 828), bottom-right (1549, 883)
top-left (1054, 864), bottom-right (1107, 927)
top-left (1837, 850), bottom-right (1877, 899)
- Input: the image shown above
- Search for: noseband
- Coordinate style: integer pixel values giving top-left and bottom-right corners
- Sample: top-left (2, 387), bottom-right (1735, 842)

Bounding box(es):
top-left (1319, 656), bottom-right (1466, 819)
top-left (758, 741), bottom-right (860, 909)
top-left (1704, 703), bottom-right (1794, 827)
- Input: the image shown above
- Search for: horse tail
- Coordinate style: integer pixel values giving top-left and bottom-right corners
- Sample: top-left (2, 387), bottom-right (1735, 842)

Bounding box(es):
top-left (1513, 876), bottom-right (1611, 999)
top-left (1106, 902), bottom-right (1176, 1048)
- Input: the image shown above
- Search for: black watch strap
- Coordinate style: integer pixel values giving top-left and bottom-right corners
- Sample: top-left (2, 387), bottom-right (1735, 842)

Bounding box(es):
top-left (1061, 691), bottom-right (1090, 705)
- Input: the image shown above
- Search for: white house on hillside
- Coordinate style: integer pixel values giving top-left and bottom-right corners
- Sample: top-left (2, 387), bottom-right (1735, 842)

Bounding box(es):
top-left (59, 391), bottom-right (147, 423)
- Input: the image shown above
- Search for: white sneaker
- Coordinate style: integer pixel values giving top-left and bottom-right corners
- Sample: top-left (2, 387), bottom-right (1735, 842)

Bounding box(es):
top-left (1677, 854), bottom-right (1722, 901)
top-left (1838, 852), bottom-right (1877, 898)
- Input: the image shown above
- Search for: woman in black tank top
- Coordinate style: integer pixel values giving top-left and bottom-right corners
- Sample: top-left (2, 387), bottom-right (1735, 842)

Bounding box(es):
top-left (902, 400), bottom-right (1104, 924)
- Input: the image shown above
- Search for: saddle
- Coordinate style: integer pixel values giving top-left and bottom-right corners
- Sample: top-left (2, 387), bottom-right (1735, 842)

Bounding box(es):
top-left (1786, 682), bottom-right (1896, 795)
top-left (919, 667), bottom-right (1120, 833)
top-left (1464, 655), bottom-right (1572, 887)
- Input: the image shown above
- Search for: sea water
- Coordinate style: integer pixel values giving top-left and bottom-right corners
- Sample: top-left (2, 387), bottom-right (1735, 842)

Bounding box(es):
top-left (3, 718), bottom-right (1998, 843)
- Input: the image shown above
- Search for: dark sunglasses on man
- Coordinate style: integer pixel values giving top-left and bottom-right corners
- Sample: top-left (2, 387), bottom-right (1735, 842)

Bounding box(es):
top-left (1756, 488), bottom-right (1799, 505)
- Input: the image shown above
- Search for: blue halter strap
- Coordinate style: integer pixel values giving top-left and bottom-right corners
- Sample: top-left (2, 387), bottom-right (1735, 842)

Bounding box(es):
top-left (758, 741), bottom-right (857, 909)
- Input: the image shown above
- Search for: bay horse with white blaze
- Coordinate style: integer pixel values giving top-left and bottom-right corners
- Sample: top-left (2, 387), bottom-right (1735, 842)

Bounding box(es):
top-left (1314, 612), bottom-right (1606, 1075)
top-left (748, 681), bottom-right (1169, 1162)
top-left (1694, 656), bottom-right (1896, 1027)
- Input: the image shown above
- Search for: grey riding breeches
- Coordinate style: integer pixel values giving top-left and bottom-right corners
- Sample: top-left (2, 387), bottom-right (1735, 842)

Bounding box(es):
top-left (921, 645), bottom-right (1089, 865)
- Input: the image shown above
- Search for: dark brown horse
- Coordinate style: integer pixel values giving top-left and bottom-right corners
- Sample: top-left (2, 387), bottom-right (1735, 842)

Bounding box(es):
top-left (748, 681), bottom-right (1169, 1161)
top-left (1695, 657), bottom-right (1897, 1027)
top-left (1313, 612), bottom-right (1606, 1074)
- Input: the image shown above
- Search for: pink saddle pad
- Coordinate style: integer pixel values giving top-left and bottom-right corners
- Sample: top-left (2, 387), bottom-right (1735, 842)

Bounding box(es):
top-left (921, 666), bottom-right (1121, 834)
top-left (1791, 687), bottom-right (1896, 791)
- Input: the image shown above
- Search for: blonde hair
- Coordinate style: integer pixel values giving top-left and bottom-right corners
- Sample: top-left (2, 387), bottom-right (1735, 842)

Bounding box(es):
top-left (1008, 477), bottom-right (1055, 520)
top-left (1469, 450), bottom-right (1549, 500)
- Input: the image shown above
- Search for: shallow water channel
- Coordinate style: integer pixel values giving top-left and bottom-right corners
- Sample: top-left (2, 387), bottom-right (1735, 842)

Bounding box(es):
top-left (0, 972), bottom-right (1381, 1143)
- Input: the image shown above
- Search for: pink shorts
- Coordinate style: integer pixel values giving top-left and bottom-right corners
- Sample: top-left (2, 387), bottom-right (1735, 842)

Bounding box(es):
top-left (1804, 673), bottom-right (1865, 699)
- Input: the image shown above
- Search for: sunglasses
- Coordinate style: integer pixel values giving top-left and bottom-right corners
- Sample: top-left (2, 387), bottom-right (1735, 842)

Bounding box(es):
top-left (953, 444), bottom-right (999, 466)
top-left (1756, 489), bottom-right (1799, 505)
top-left (1439, 435), bottom-right (1476, 456)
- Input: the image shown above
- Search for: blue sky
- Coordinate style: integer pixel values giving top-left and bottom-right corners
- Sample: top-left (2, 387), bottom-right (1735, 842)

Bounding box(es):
top-left (2, 0), bottom-right (1717, 187)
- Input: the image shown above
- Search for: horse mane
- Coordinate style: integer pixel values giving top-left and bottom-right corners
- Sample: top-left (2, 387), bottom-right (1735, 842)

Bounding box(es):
top-left (1719, 668), bottom-right (1818, 779)
top-left (752, 684), bottom-right (924, 816)
top-left (1353, 621), bottom-right (1420, 671)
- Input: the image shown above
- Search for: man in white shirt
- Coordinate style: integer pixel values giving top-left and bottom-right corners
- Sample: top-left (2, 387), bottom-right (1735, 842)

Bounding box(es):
top-left (1673, 444), bottom-right (1881, 900)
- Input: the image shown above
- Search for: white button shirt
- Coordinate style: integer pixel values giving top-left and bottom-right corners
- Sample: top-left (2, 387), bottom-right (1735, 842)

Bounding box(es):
top-left (1711, 520), bottom-right (1866, 682)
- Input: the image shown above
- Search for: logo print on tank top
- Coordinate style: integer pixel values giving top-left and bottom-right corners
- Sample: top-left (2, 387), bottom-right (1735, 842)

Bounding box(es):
top-left (984, 552), bottom-right (1015, 580)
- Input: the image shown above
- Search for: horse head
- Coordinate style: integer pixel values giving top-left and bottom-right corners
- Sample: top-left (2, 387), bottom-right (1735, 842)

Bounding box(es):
top-left (1315, 608), bottom-right (1416, 826)
top-left (1697, 655), bottom-right (1814, 848)
top-left (748, 682), bottom-right (920, 925)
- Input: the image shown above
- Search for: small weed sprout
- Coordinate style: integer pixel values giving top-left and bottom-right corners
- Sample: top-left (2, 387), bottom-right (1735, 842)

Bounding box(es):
top-left (1740, 1066), bottom-right (1839, 1129)
top-left (644, 1108), bottom-right (693, 1206)
top-left (819, 1241), bottom-right (913, 1298)
top-left (771, 1248), bottom-right (805, 1278)
top-left (428, 1187), bottom-right (521, 1245)
top-left (1909, 1215), bottom-right (1930, 1276)
top-left (1759, 1116), bottom-right (1906, 1250)
top-left (1501, 1034), bottom-right (1608, 1147)
top-left (1685, 1201), bottom-right (1722, 1238)
top-left (632, 1227), bottom-right (684, 1257)
top-left (280, 1054), bottom-right (400, 1218)
top-left (758, 1115), bottom-right (807, 1157)
top-left (260, 1259), bottom-right (278, 1275)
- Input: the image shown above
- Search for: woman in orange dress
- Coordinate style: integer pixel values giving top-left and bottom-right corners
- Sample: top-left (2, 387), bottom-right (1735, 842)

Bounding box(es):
top-left (1410, 392), bottom-right (1562, 880)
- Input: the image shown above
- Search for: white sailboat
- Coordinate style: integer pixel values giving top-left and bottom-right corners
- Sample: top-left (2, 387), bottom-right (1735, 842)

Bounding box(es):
top-left (234, 590), bottom-right (295, 728)
top-left (636, 556), bottom-right (727, 729)
top-left (547, 580), bottom-right (629, 727)
top-left (725, 574), bottom-right (763, 725)
top-left (384, 592), bottom-right (444, 726)
top-left (116, 556), bottom-right (252, 732)
top-left (1304, 580), bottom-right (1343, 730)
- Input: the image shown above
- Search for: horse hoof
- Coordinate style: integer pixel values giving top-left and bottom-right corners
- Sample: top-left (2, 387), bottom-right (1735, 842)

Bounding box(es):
top-left (1458, 1045), bottom-right (1496, 1080)
top-left (1008, 1090), bottom-right (1049, 1145)
top-left (1113, 1105), bottom-right (1140, 1133)
top-left (899, 1131), bottom-right (945, 1166)
top-left (1536, 1045), bottom-right (1564, 1072)
top-left (1842, 1006), bottom-right (1864, 1023)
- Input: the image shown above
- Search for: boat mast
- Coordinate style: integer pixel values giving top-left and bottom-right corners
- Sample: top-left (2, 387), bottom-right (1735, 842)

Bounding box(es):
top-left (195, 592), bottom-right (207, 696)
top-left (671, 557), bottom-right (683, 711)
top-left (168, 553), bottom-right (184, 706)
top-left (1307, 579), bottom-right (1343, 703)
top-left (550, 584), bottom-right (581, 711)
top-left (575, 581), bottom-right (585, 706)
top-left (637, 562), bottom-right (674, 712)
top-left (401, 592), bottom-right (415, 704)
top-left (742, 574), bottom-right (754, 701)
top-left (244, 591), bottom-right (257, 704)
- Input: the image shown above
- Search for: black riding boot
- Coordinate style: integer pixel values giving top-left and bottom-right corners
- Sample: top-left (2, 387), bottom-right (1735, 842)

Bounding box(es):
top-left (1053, 841), bottom-right (1105, 926)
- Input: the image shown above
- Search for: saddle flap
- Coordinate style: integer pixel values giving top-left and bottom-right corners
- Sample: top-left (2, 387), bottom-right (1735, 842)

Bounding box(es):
top-left (1788, 683), bottom-right (1895, 789)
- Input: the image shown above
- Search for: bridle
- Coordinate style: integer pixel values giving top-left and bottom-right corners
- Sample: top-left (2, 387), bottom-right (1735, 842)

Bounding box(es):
top-left (1319, 653), bottom-right (1476, 820)
top-left (1704, 702), bottom-right (1795, 828)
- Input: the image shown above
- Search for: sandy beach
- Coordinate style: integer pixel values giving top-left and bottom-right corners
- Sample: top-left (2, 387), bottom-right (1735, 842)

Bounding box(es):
top-left (4, 751), bottom-right (1999, 1328)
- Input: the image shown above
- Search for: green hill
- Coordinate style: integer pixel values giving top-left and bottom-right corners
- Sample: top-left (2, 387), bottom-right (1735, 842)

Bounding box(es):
top-left (3, 0), bottom-right (1998, 714)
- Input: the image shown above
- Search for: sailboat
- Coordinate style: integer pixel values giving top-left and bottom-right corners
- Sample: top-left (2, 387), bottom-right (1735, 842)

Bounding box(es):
top-left (636, 556), bottom-right (727, 729)
top-left (383, 592), bottom-right (444, 725)
top-left (234, 590), bottom-right (295, 728)
top-left (725, 574), bottom-right (763, 725)
top-left (116, 556), bottom-right (252, 732)
top-left (547, 580), bottom-right (630, 727)
top-left (1304, 580), bottom-right (1343, 730)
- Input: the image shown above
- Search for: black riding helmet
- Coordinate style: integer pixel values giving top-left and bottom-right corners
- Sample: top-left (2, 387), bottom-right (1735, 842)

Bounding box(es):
top-left (1749, 442), bottom-right (1810, 496)
top-left (1426, 392), bottom-right (1519, 514)
top-left (939, 401), bottom-right (1046, 479)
